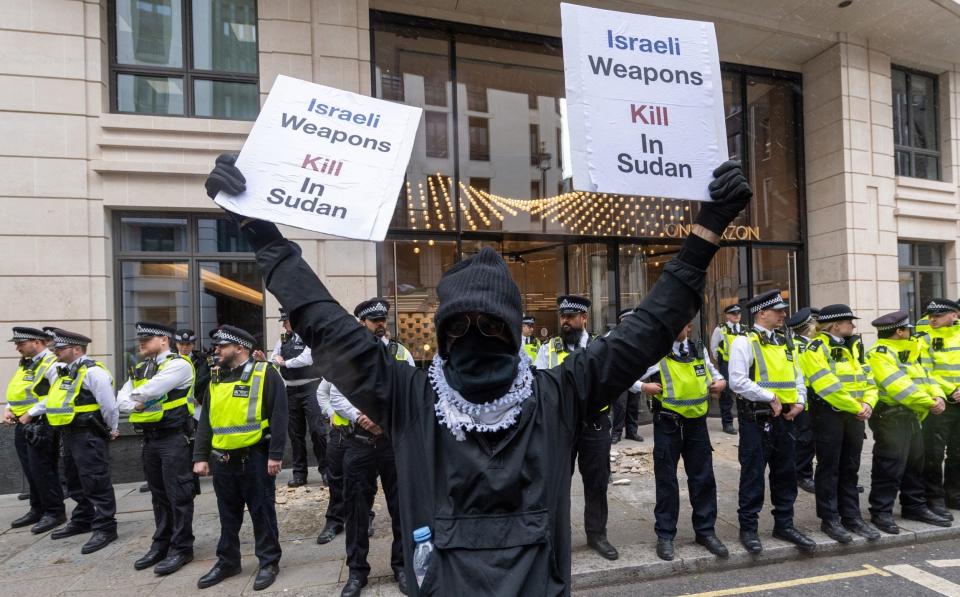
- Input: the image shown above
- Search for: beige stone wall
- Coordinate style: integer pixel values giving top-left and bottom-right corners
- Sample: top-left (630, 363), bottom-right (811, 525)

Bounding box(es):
top-left (0, 0), bottom-right (377, 394)
top-left (803, 40), bottom-right (960, 342)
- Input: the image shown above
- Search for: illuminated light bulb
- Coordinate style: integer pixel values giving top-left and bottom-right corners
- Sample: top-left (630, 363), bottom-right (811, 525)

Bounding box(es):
top-left (413, 247), bottom-right (420, 254)
top-left (424, 344), bottom-right (431, 352)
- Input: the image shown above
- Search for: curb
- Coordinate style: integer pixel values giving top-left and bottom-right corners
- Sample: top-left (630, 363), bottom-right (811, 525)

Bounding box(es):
top-left (571, 519), bottom-right (960, 590)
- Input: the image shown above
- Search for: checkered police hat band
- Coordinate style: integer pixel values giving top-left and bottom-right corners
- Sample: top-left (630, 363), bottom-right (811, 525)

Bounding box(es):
top-left (137, 325), bottom-right (170, 337)
top-left (358, 303), bottom-right (388, 319)
top-left (750, 294), bottom-right (785, 314)
top-left (559, 299), bottom-right (588, 312)
top-left (876, 318), bottom-right (910, 332)
top-left (12, 331), bottom-right (45, 342)
top-left (215, 331), bottom-right (252, 349)
top-left (927, 302), bottom-right (956, 313)
top-left (819, 311), bottom-right (855, 322)
top-left (54, 333), bottom-right (85, 346)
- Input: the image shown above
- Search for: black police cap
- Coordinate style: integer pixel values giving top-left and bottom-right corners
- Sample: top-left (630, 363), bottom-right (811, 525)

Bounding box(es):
top-left (53, 329), bottom-right (91, 348)
top-left (785, 308), bottom-right (814, 330)
top-left (745, 290), bottom-right (789, 314)
top-left (925, 298), bottom-right (960, 315)
top-left (557, 295), bottom-right (591, 314)
top-left (354, 298), bottom-right (390, 320)
top-left (817, 304), bottom-right (860, 323)
top-left (871, 310), bottom-right (912, 332)
top-left (211, 325), bottom-right (255, 349)
top-left (723, 304), bottom-right (742, 315)
top-left (135, 321), bottom-right (175, 338)
top-left (174, 329), bottom-right (197, 343)
top-left (9, 327), bottom-right (47, 343)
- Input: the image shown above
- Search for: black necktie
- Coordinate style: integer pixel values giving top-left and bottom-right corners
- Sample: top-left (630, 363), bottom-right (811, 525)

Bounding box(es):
top-left (677, 342), bottom-right (688, 358)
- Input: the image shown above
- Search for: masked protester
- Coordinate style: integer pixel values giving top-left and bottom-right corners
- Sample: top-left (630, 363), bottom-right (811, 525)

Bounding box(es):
top-left (204, 153), bottom-right (752, 596)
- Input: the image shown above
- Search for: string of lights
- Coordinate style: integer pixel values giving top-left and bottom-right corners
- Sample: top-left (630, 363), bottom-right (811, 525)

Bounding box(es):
top-left (401, 174), bottom-right (691, 237)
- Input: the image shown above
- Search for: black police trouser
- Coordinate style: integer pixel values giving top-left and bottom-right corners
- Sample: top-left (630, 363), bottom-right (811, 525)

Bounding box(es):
top-left (142, 430), bottom-right (194, 555)
top-left (868, 407), bottom-right (925, 516)
top-left (653, 411), bottom-right (717, 539)
top-left (717, 362), bottom-right (735, 426)
top-left (342, 434), bottom-right (402, 580)
top-left (737, 408), bottom-right (797, 532)
top-left (286, 380), bottom-right (326, 479)
top-left (62, 428), bottom-right (116, 533)
top-left (324, 426), bottom-right (347, 526)
top-left (794, 406), bottom-right (815, 481)
top-left (212, 446), bottom-right (281, 569)
top-left (923, 400), bottom-right (960, 506)
top-left (612, 391), bottom-right (641, 438)
top-left (15, 420), bottom-right (64, 518)
top-left (572, 414), bottom-right (612, 537)
top-left (812, 400), bottom-right (864, 521)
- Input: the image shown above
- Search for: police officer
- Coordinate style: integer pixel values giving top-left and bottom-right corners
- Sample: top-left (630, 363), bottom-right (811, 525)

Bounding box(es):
top-left (3, 327), bottom-right (65, 533)
top-left (785, 308), bottom-right (818, 494)
top-left (535, 295), bottom-right (618, 560)
top-left (117, 322), bottom-right (197, 575)
top-left (866, 311), bottom-right (951, 533)
top-left (42, 329), bottom-right (119, 554)
top-left (174, 329), bottom-right (211, 407)
top-left (612, 309), bottom-right (643, 444)
top-left (639, 320), bottom-right (727, 561)
top-left (710, 304), bottom-right (745, 435)
top-left (270, 308), bottom-right (326, 487)
top-left (174, 329), bottom-right (207, 497)
top-left (193, 325), bottom-right (288, 591)
top-left (332, 298), bottom-right (412, 597)
top-left (521, 314), bottom-right (541, 362)
top-left (917, 299), bottom-right (960, 518)
top-left (800, 304), bottom-right (880, 543)
top-left (729, 290), bottom-right (815, 554)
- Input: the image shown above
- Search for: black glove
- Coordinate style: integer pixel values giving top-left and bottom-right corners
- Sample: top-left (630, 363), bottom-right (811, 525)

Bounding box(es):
top-left (204, 153), bottom-right (283, 251)
top-left (205, 153), bottom-right (246, 199)
top-left (696, 160), bottom-right (753, 236)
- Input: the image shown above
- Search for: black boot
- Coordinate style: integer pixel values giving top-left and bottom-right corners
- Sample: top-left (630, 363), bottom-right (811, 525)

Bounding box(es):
top-left (154, 551), bottom-right (193, 576)
top-left (586, 534), bottom-right (619, 560)
top-left (316, 521), bottom-right (343, 544)
top-left (81, 530), bottom-right (118, 554)
top-left (798, 477), bottom-right (815, 494)
top-left (197, 563), bottom-right (242, 589)
top-left (903, 507), bottom-right (953, 528)
top-left (30, 514), bottom-right (66, 535)
top-left (820, 519), bottom-right (852, 544)
top-left (253, 564), bottom-right (279, 591)
top-left (134, 548), bottom-right (167, 571)
top-left (928, 502), bottom-right (955, 521)
top-left (11, 510), bottom-right (41, 529)
top-left (842, 517), bottom-right (880, 541)
top-left (340, 576), bottom-right (367, 597)
top-left (656, 537), bottom-right (674, 561)
top-left (739, 530), bottom-right (762, 554)
top-left (695, 534), bottom-right (729, 558)
top-left (773, 526), bottom-right (816, 554)
top-left (871, 513), bottom-right (900, 535)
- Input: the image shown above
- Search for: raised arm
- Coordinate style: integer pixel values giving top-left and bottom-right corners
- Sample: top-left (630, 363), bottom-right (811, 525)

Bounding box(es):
top-left (204, 154), bottom-right (416, 432)
top-left (550, 161), bottom-right (753, 419)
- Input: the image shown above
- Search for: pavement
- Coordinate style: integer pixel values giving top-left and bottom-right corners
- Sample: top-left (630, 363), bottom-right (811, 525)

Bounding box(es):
top-left (1, 418), bottom-right (959, 596)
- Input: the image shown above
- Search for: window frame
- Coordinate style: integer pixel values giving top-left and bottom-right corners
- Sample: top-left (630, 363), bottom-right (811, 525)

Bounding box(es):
top-left (108, 0), bottom-right (261, 120)
top-left (112, 211), bottom-right (264, 381)
top-left (898, 241), bottom-right (946, 320)
top-left (891, 65), bottom-right (941, 180)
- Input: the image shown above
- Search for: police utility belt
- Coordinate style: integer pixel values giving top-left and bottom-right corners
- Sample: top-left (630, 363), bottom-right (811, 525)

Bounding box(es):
top-left (334, 421), bottom-right (379, 445)
top-left (650, 400), bottom-right (700, 424)
top-left (735, 395), bottom-right (775, 423)
top-left (60, 411), bottom-right (111, 439)
top-left (210, 436), bottom-right (270, 464)
top-left (873, 402), bottom-right (914, 420)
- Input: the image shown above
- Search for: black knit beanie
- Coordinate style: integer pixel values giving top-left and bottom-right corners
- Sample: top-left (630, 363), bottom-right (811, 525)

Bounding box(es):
top-left (434, 247), bottom-right (522, 358)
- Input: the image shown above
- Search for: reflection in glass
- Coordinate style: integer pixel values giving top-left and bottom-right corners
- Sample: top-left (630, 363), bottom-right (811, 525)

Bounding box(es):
top-left (120, 261), bottom-right (191, 382)
top-left (566, 243), bottom-right (611, 332)
top-left (703, 247), bottom-right (747, 335)
top-left (115, 0), bottom-right (183, 68)
top-left (379, 240), bottom-right (458, 363)
top-left (191, 0), bottom-right (257, 73)
top-left (197, 218), bottom-right (254, 252)
top-left (194, 79), bottom-right (259, 120)
top-left (117, 74), bottom-right (184, 115)
top-left (119, 216), bottom-right (189, 252)
top-left (199, 261), bottom-right (264, 349)
top-left (752, 247), bottom-right (795, 305)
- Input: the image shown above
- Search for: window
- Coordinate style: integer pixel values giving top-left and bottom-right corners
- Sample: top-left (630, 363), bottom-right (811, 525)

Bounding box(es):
top-left (469, 117), bottom-right (490, 161)
top-left (110, 0), bottom-right (259, 120)
top-left (115, 213), bottom-right (263, 382)
top-left (424, 111), bottom-right (449, 158)
top-left (899, 241), bottom-right (945, 321)
top-left (892, 67), bottom-right (940, 180)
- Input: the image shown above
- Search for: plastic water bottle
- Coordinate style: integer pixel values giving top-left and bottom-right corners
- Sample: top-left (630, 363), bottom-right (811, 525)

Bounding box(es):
top-left (412, 526), bottom-right (434, 587)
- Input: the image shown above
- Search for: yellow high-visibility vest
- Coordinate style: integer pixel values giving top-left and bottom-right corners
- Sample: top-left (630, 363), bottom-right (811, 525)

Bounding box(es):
top-left (5, 352), bottom-right (57, 416)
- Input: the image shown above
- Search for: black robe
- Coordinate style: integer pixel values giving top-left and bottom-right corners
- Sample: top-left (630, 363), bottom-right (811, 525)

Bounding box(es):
top-left (254, 240), bottom-right (705, 596)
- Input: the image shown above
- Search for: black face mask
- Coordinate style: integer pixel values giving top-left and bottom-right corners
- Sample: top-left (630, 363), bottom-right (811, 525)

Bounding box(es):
top-left (444, 330), bottom-right (519, 404)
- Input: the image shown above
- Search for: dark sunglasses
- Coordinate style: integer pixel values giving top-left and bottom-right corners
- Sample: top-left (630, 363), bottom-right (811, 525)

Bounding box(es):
top-left (446, 313), bottom-right (507, 339)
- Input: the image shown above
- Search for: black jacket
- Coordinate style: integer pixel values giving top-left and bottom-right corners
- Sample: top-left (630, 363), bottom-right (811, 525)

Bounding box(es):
top-left (255, 240), bottom-right (706, 596)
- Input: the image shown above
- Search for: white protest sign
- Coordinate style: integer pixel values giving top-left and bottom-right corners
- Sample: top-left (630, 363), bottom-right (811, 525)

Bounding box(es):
top-left (561, 3), bottom-right (727, 201)
top-left (214, 75), bottom-right (422, 241)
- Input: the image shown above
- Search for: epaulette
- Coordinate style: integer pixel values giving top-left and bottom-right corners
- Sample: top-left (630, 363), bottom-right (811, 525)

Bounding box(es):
top-left (808, 339), bottom-right (824, 351)
top-left (874, 345), bottom-right (888, 354)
